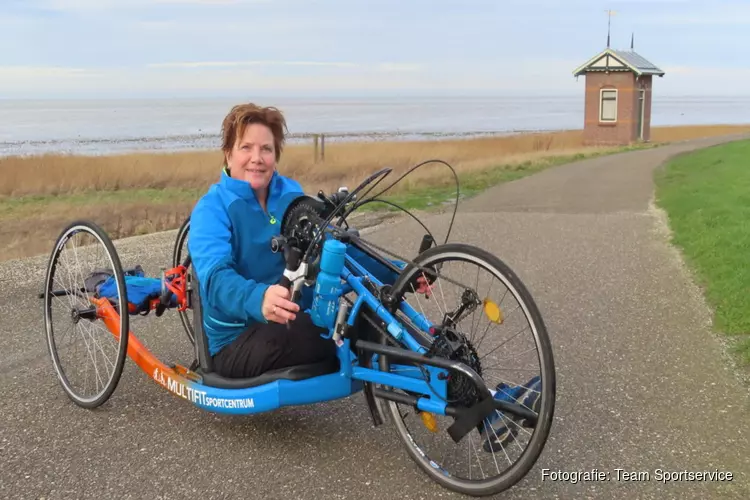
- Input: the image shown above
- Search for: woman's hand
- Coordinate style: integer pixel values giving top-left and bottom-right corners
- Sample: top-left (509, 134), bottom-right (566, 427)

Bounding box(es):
top-left (262, 285), bottom-right (300, 323)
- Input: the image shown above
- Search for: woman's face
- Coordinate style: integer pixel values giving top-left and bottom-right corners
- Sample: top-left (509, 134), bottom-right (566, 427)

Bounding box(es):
top-left (226, 123), bottom-right (277, 191)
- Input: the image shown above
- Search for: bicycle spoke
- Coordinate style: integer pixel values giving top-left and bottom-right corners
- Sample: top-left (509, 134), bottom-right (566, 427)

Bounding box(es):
top-left (45, 220), bottom-right (129, 408)
top-left (384, 244), bottom-right (554, 494)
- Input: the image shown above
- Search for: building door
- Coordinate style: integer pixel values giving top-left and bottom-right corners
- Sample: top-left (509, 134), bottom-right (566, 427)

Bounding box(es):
top-left (637, 90), bottom-right (645, 140)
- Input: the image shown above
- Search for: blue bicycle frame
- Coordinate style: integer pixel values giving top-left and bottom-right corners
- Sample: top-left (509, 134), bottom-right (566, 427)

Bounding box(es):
top-left (128, 234), bottom-right (514, 445)
top-left (337, 252), bottom-right (451, 416)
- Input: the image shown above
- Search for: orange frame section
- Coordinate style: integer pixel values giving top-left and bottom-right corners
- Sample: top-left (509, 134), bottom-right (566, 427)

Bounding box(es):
top-left (91, 263), bottom-right (201, 401)
top-left (95, 296), bottom-right (200, 381)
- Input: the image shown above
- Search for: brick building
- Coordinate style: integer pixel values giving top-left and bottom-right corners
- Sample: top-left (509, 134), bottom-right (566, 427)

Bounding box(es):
top-left (573, 48), bottom-right (665, 145)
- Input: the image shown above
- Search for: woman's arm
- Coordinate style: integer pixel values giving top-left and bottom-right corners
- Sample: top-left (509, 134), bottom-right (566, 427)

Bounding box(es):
top-left (188, 196), bottom-right (270, 324)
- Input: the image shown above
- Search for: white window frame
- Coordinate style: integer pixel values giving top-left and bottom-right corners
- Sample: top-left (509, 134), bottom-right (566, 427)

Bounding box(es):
top-left (599, 88), bottom-right (618, 122)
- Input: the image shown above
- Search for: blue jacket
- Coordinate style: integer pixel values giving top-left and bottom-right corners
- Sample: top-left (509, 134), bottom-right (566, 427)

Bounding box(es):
top-left (188, 169), bottom-right (402, 356)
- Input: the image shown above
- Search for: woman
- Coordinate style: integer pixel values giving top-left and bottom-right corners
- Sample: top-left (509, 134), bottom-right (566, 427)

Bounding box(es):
top-left (188, 103), bottom-right (405, 379)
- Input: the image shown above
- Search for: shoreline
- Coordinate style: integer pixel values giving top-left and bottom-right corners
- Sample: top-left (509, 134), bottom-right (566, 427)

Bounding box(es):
top-left (4, 122), bottom-right (750, 160)
top-left (5, 122), bottom-right (750, 160)
top-left (0, 128), bottom-right (559, 159)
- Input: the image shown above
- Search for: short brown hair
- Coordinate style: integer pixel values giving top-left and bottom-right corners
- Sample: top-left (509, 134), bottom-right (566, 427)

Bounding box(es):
top-left (221, 103), bottom-right (288, 162)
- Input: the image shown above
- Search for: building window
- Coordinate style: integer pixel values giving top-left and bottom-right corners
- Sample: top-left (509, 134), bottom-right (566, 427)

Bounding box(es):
top-left (600, 89), bottom-right (617, 122)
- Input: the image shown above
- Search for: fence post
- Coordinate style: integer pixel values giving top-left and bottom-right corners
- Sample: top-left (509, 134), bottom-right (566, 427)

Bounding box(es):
top-left (320, 134), bottom-right (325, 162)
top-left (313, 134), bottom-right (319, 163)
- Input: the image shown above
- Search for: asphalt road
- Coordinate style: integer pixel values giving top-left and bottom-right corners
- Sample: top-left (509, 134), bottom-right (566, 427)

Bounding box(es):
top-left (2, 134), bottom-right (749, 500)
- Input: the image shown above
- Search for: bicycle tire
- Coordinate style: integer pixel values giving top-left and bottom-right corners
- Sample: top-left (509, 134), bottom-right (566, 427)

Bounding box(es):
top-left (381, 243), bottom-right (556, 497)
top-left (44, 220), bottom-right (130, 409)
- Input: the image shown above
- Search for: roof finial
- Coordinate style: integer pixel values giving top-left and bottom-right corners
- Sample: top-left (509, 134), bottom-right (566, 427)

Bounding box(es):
top-left (631, 32), bottom-right (634, 50)
top-left (605, 9), bottom-right (616, 48)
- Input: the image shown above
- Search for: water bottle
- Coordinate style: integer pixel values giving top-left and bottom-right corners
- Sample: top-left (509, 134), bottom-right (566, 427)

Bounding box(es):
top-left (310, 239), bottom-right (347, 330)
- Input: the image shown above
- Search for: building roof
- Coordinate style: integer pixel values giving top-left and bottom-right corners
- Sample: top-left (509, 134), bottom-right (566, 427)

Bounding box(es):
top-left (572, 48), bottom-right (665, 77)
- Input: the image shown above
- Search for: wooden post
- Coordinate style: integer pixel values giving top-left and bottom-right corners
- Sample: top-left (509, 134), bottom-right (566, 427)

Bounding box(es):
top-left (313, 134), bottom-right (319, 163)
top-left (320, 134), bottom-right (325, 162)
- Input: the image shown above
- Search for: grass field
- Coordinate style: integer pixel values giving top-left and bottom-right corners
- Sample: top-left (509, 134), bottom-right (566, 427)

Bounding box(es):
top-left (2, 124), bottom-right (750, 262)
top-left (654, 139), bottom-right (750, 364)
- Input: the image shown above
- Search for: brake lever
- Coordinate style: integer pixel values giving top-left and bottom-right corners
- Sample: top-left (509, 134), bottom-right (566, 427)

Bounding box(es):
top-left (276, 245), bottom-right (308, 328)
top-left (278, 258), bottom-right (307, 303)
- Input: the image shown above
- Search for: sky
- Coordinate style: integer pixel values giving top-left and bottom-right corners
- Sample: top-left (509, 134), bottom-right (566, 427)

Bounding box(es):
top-left (1, 0), bottom-right (748, 98)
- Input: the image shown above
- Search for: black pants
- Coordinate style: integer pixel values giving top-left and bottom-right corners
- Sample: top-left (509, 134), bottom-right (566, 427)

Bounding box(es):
top-left (211, 312), bottom-right (338, 379)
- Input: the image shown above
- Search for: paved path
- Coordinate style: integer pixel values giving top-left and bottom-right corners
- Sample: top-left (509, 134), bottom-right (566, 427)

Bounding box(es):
top-left (2, 134), bottom-right (749, 499)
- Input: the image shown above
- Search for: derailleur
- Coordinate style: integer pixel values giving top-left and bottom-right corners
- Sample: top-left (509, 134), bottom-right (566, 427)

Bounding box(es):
top-left (442, 288), bottom-right (481, 329)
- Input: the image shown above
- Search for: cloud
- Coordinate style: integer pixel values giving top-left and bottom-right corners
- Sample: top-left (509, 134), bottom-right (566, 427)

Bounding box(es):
top-left (377, 63), bottom-right (424, 73)
top-left (147, 60), bottom-right (360, 69)
top-left (644, 14), bottom-right (750, 25)
top-left (641, 64), bottom-right (750, 96)
top-left (145, 60), bottom-right (424, 72)
top-left (0, 14), bottom-right (27, 25)
top-left (4, 1), bottom-right (749, 99)
top-left (609, 0), bottom-right (692, 3)
top-left (662, 64), bottom-right (750, 77)
top-left (137, 20), bottom-right (178, 29)
top-left (37, 0), bottom-right (269, 12)
top-left (0, 61), bottom-right (428, 97)
top-left (2, 59), bottom-right (749, 98)
top-left (153, 0), bottom-right (271, 4)
top-left (40, 0), bottom-right (122, 11)
top-left (637, 2), bottom-right (750, 25)
top-left (0, 65), bottom-right (104, 78)
top-left (0, 65), bottom-right (107, 96)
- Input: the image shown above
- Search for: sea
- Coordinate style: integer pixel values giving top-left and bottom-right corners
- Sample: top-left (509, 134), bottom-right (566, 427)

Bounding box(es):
top-left (1, 94), bottom-right (749, 157)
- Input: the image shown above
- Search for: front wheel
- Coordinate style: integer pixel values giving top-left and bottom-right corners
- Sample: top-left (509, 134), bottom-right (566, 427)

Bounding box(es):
top-left (381, 243), bottom-right (556, 497)
top-left (43, 220), bottom-right (130, 408)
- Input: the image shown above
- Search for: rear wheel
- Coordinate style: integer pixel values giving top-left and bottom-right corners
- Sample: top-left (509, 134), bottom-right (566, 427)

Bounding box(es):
top-left (43, 220), bottom-right (129, 408)
top-left (381, 243), bottom-right (556, 497)
top-left (172, 216), bottom-right (194, 345)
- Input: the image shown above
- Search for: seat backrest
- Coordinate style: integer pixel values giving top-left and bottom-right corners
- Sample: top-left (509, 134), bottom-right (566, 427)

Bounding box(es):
top-left (189, 268), bottom-right (214, 373)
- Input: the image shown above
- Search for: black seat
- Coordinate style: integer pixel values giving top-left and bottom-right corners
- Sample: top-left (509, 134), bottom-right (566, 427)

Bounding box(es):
top-left (189, 269), bottom-right (339, 389)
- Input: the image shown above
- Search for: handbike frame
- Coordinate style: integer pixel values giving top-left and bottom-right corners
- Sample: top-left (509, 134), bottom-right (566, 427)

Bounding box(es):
top-left (89, 238), bottom-right (535, 441)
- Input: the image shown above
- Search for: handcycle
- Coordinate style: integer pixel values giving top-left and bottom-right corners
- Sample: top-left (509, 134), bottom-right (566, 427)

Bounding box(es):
top-left (41, 160), bottom-right (556, 497)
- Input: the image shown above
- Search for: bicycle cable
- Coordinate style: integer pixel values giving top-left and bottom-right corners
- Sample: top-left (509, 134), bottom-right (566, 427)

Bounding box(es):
top-left (337, 159), bottom-right (460, 246)
top-left (300, 167), bottom-right (392, 264)
top-left (349, 231), bottom-right (478, 292)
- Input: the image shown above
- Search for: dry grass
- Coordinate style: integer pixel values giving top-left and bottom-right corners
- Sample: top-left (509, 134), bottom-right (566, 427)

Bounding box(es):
top-left (3, 125), bottom-right (749, 199)
top-left (0, 130), bottom-right (589, 198)
top-left (1, 201), bottom-right (193, 262)
top-left (1, 124), bottom-right (748, 262)
top-left (651, 124), bottom-right (750, 142)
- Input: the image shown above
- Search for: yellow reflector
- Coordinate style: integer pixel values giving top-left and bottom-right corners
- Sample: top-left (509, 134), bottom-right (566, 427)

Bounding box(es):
top-left (483, 298), bottom-right (504, 324)
top-left (420, 412), bottom-right (438, 433)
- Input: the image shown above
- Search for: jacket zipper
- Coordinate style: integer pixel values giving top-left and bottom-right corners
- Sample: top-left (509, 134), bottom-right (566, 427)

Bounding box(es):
top-left (224, 165), bottom-right (277, 224)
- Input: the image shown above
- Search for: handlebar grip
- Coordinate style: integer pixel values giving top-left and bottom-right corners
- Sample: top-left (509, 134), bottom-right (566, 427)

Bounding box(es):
top-left (418, 234), bottom-right (435, 254)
